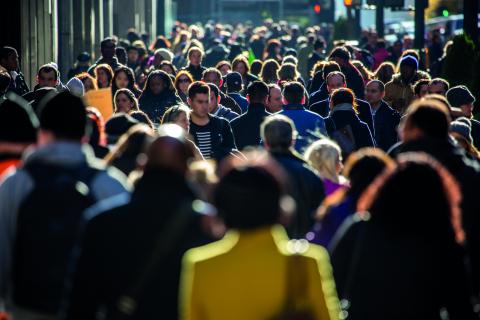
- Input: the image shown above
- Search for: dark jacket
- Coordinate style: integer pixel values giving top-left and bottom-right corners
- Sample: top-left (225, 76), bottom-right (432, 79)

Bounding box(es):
top-left (189, 115), bottom-right (237, 161)
top-left (330, 215), bottom-right (476, 320)
top-left (7, 71), bottom-right (30, 96)
top-left (310, 98), bottom-right (375, 137)
top-left (181, 64), bottom-right (206, 81)
top-left (139, 91), bottom-right (182, 124)
top-left (87, 57), bottom-right (123, 76)
top-left (228, 92), bottom-right (249, 114)
top-left (307, 52), bottom-right (324, 80)
top-left (62, 169), bottom-right (213, 320)
top-left (470, 118), bottom-right (480, 150)
top-left (372, 100), bottom-right (400, 151)
top-left (230, 103), bottom-right (271, 150)
top-left (212, 105), bottom-right (239, 122)
top-left (270, 150), bottom-right (325, 238)
top-left (388, 138), bottom-right (480, 297)
top-left (204, 45), bottom-right (229, 67)
top-left (342, 63), bottom-right (365, 100)
top-left (308, 82), bottom-right (329, 107)
top-left (324, 108), bottom-right (375, 152)
top-left (220, 91), bottom-right (242, 115)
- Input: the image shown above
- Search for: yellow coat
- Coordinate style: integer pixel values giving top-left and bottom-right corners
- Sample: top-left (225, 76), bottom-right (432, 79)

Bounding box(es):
top-left (179, 225), bottom-right (341, 320)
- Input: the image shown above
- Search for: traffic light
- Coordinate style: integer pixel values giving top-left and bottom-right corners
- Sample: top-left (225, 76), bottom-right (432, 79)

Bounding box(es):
top-left (314, 3), bottom-right (321, 13)
top-left (344, 0), bottom-right (362, 8)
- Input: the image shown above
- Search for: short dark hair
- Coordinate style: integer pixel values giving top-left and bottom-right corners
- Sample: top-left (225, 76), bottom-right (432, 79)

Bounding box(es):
top-left (331, 88), bottom-right (357, 110)
top-left (188, 81), bottom-right (210, 100)
top-left (322, 61), bottom-right (341, 80)
top-left (0, 46), bottom-right (17, 61)
top-left (261, 114), bottom-right (296, 151)
top-left (38, 91), bottom-right (87, 141)
top-left (329, 46), bottom-right (351, 62)
top-left (38, 64), bottom-right (59, 81)
top-left (367, 79), bottom-right (385, 92)
top-left (414, 79), bottom-right (430, 96)
top-left (429, 78), bottom-right (450, 92)
top-left (101, 37), bottom-right (116, 48)
top-left (247, 81), bottom-right (269, 103)
top-left (207, 83), bottom-right (220, 98)
top-left (282, 81), bottom-right (305, 104)
top-left (202, 68), bottom-right (222, 81)
top-left (405, 100), bottom-right (451, 139)
top-left (326, 71), bottom-right (346, 86)
top-left (314, 38), bottom-right (325, 50)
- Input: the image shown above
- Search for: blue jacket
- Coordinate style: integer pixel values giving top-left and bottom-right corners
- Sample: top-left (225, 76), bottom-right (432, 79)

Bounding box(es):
top-left (278, 103), bottom-right (328, 153)
top-left (228, 92), bottom-right (249, 114)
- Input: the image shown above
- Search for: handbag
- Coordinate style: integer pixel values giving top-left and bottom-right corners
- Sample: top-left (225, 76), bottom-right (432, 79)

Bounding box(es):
top-left (272, 241), bottom-right (315, 320)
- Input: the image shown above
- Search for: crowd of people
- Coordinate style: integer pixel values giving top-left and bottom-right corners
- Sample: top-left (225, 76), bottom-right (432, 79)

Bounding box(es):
top-left (0, 19), bottom-right (479, 320)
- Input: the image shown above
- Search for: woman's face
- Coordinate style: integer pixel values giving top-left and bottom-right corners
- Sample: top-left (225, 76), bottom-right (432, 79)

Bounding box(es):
top-left (174, 111), bottom-right (190, 131)
top-left (219, 65), bottom-right (231, 76)
top-left (97, 69), bottom-right (109, 88)
top-left (149, 76), bottom-right (164, 95)
top-left (115, 71), bottom-right (129, 89)
top-left (234, 62), bottom-right (246, 76)
top-left (115, 93), bottom-right (134, 113)
top-left (190, 51), bottom-right (202, 67)
top-left (177, 76), bottom-right (191, 94)
top-left (84, 78), bottom-right (95, 92)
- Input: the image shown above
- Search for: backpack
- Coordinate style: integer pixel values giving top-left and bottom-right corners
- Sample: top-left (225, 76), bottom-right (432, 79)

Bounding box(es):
top-left (326, 118), bottom-right (357, 158)
top-left (13, 162), bottom-right (100, 313)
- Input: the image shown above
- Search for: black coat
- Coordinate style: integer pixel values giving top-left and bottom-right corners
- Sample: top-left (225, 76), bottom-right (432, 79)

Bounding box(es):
top-left (271, 150), bottom-right (325, 238)
top-left (139, 91), bottom-right (181, 124)
top-left (63, 169), bottom-right (213, 320)
top-left (219, 91), bottom-right (242, 115)
top-left (181, 64), bottom-right (207, 81)
top-left (330, 217), bottom-right (476, 320)
top-left (230, 103), bottom-right (271, 150)
top-left (342, 64), bottom-right (365, 100)
top-left (310, 98), bottom-right (375, 137)
top-left (470, 119), bottom-right (480, 150)
top-left (372, 100), bottom-right (400, 151)
top-left (308, 82), bottom-right (329, 106)
top-left (324, 109), bottom-right (375, 151)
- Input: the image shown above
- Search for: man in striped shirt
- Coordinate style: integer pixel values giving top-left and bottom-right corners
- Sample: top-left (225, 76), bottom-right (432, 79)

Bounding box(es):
top-left (187, 81), bottom-right (237, 161)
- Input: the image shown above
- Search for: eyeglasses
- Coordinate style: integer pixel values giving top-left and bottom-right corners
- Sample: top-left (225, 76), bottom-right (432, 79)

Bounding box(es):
top-left (178, 78), bottom-right (191, 84)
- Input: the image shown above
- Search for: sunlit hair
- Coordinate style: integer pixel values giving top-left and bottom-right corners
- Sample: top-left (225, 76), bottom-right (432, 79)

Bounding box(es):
top-left (260, 59), bottom-right (280, 84)
top-left (114, 88), bottom-right (139, 113)
top-left (374, 61), bottom-right (395, 84)
top-left (174, 70), bottom-right (194, 92)
top-left (277, 63), bottom-right (299, 82)
top-left (76, 72), bottom-right (98, 91)
top-left (94, 63), bottom-right (114, 88)
top-left (304, 139), bottom-right (342, 183)
top-left (232, 55), bottom-right (250, 75)
top-left (330, 87), bottom-right (358, 113)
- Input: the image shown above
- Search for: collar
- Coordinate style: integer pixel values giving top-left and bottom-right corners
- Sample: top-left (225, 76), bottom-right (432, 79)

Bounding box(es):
top-left (282, 103), bottom-right (305, 111)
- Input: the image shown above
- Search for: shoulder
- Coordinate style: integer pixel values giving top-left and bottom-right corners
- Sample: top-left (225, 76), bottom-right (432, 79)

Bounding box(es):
top-left (183, 233), bottom-right (238, 268)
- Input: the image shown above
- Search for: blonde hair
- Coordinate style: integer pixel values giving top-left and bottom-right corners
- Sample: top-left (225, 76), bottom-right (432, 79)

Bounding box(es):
top-left (304, 139), bottom-right (342, 183)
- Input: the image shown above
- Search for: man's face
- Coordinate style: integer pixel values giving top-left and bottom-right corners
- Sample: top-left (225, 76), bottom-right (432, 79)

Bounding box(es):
top-left (37, 70), bottom-right (57, 88)
top-left (400, 65), bottom-right (415, 82)
top-left (460, 103), bottom-right (474, 119)
top-left (189, 93), bottom-right (210, 118)
top-left (101, 41), bottom-right (116, 59)
top-left (267, 87), bottom-right (283, 113)
top-left (189, 51), bottom-right (202, 67)
top-left (1, 52), bottom-right (19, 71)
top-left (202, 72), bottom-right (221, 87)
top-left (208, 91), bottom-right (219, 113)
top-left (416, 84), bottom-right (428, 98)
top-left (127, 49), bottom-right (139, 64)
top-left (428, 82), bottom-right (447, 96)
top-left (365, 83), bottom-right (384, 105)
top-left (327, 74), bottom-right (345, 94)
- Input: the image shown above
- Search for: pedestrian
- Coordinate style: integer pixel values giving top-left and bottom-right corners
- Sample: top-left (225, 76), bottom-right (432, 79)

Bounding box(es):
top-left (179, 151), bottom-right (340, 320)
top-left (113, 88), bottom-right (139, 114)
top-left (230, 81), bottom-right (271, 150)
top-left (225, 72), bottom-right (248, 113)
top-left (413, 79), bottom-right (430, 99)
top-left (175, 70), bottom-right (194, 103)
top-left (373, 61), bottom-right (395, 84)
top-left (259, 59), bottom-right (280, 84)
top-left (22, 64), bottom-right (61, 102)
top-left (232, 55), bottom-right (258, 91)
top-left (266, 83), bottom-right (283, 113)
top-left (0, 46), bottom-right (29, 96)
top-left (201, 68), bottom-right (242, 114)
top-left (0, 91), bottom-right (130, 319)
top-left (215, 60), bottom-right (231, 77)
top-left (449, 118), bottom-right (480, 161)
top-left (93, 64), bottom-right (113, 89)
top-left (138, 70), bottom-right (182, 124)
top-left (76, 72), bottom-right (98, 93)
top-left (428, 78), bottom-right (449, 96)
top-left (111, 66), bottom-right (142, 98)
top-left (88, 37), bottom-right (123, 76)
top-left (328, 46), bottom-right (365, 100)
top-left (67, 52), bottom-right (91, 80)
top-left (307, 38), bottom-right (326, 80)
top-left (181, 47), bottom-right (207, 81)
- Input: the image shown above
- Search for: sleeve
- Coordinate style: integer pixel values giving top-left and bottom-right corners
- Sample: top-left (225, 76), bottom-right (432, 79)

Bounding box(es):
top-left (219, 119), bottom-right (237, 154)
top-left (383, 82), bottom-right (395, 108)
top-left (179, 251), bottom-right (205, 320)
top-left (306, 249), bottom-right (341, 320)
top-left (90, 168), bottom-right (131, 201)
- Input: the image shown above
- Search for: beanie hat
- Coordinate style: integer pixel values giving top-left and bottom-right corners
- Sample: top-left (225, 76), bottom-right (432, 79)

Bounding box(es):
top-left (0, 92), bottom-right (39, 143)
top-left (450, 118), bottom-right (473, 144)
top-left (446, 85), bottom-right (476, 108)
top-left (67, 77), bottom-right (85, 97)
top-left (155, 48), bottom-right (174, 62)
top-left (38, 91), bottom-right (87, 140)
top-left (400, 55), bottom-right (418, 70)
top-left (105, 113), bottom-right (140, 145)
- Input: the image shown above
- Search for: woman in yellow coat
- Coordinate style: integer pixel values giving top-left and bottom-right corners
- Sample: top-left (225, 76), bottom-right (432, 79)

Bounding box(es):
top-left (179, 154), bottom-right (341, 320)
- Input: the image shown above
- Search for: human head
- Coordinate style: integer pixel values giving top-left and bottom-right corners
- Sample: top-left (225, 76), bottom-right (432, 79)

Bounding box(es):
top-left (130, 110), bottom-right (154, 129)
top-left (250, 60), bottom-right (263, 77)
top-left (282, 81), bottom-right (305, 105)
top-left (153, 48), bottom-right (174, 68)
top-left (37, 64), bottom-right (60, 88)
top-left (126, 46), bottom-right (140, 64)
top-left (188, 47), bottom-right (204, 67)
top-left (261, 114), bottom-right (297, 152)
top-left (76, 72), bottom-right (97, 92)
top-left (450, 118), bottom-right (473, 146)
top-left (277, 63), bottom-right (299, 82)
top-left (142, 70), bottom-right (174, 96)
top-left (112, 66), bottom-right (136, 93)
top-left (326, 71), bottom-right (346, 94)
top-left (401, 99), bottom-right (451, 142)
top-left (428, 78), bottom-right (449, 96)
top-left (399, 55), bottom-right (418, 82)
top-left (0, 92), bottom-right (39, 145)
top-left (215, 60), bottom-right (231, 76)
top-left (207, 83), bottom-right (221, 113)
top-left (374, 61), bottom-right (395, 84)
top-left (446, 85), bottom-right (476, 119)
top-left (202, 68), bottom-right (223, 88)
top-left (414, 79), bottom-right (430, 99)
top-left (100, 37), bottom-right (116, 60)
top-left (114, 88), bottom-right (139, 114)
top-left (267, 84), bottom-right (282, 113)
top-left (330, 87), bottom-right (357, 112)
top-left (365, 80), bottom-right (385, 106)
top-left (38, 91), bottom-right (87, 143)
top-left (260, 59), bottom-right (280, 84)
top-left (232, 55), bottom-right (250, 76)
top-left (357, 153), bottom-right (464, 244)
top-left (225, 71), bottom-right (243, 93)
top-left (175, 70), bottom-right (194, 95)
top-left (0, 46), bottom-right (19, 71)
top-left (161, 104), bottom-right (191, 131)
top-left (322, 61), bottom-right (341, 81)
top-left (328, 46), bottom-right (351, 66)
top-left (94, 64), bottom-right (114, 89)
top-left (246, 81), bottom-right (269, 105)
top-left (304, 139), bottom-right (343, 183)
top-left (115, 47), bottom-right (127, 65)
top-left (187, 81), bottom-right (210, 119)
